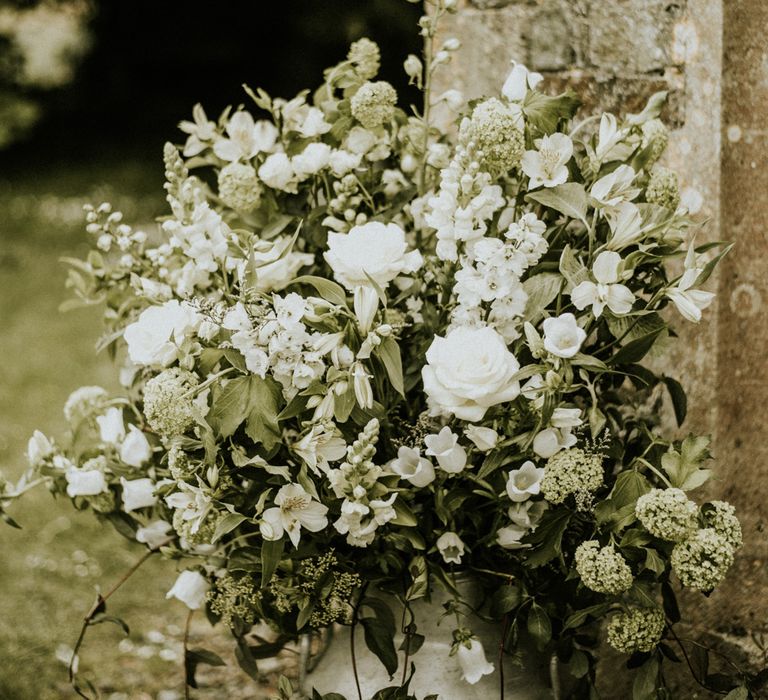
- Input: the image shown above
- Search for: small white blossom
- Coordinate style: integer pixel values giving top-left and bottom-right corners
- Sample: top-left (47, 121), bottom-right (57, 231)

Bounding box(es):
top-left (521, 133), bottom-right (573, 189)
top-left (506, 460), bottom-right (545, 502)
top-left (120, 477), bottom-right (158, 512)
top-left (436, 532), bottom-right (465, 564)
top-left (502, 60), bottom-right (542, 102)
top-left (213, 111), bottom-right (277, 162)
top-left (571, 251), bottom-right (635, 317)
top-left (166, 570), bottom-right (209, 610)
top-left (542, 313), bottom-right (586, 358)
top-left (136, 520), bottom-right (173, 549)
top-left (424, 427), bottom-right (467, 474)
top-left (464, 425), bottom-right (499, 452)
top-left (96, 407), bottom-right (125, 445)
top-left (456, 637), bottom-right (495, 685)
top-left (119, 425), bottom-right (152, 467)
top-left (260, 483), bottom-right (329, 548)
top-left (65, 467), bottom-right (108, 497)
top-left (388, 446), bottom-right (435, 488)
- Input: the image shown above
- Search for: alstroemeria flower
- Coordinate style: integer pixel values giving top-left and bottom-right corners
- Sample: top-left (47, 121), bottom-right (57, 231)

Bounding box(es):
top-left (179, 103), bottom-right (216, 157)
top-left (213, 110), bottom-right (277, 162)
top-left (521, 133), bottom-right (573, 189)
top-left (571, 251), bottom-right (635, 318)
top-left (260, 483), bottom-right (328, 548)
top-left (506, 460), bottom-right (545, 502)
top-left (666, 247), bottom-right (715, 323)
top-left (594, 113), bottom-right (628, 162)
top-left (590, 164), bottom-right (639, 210)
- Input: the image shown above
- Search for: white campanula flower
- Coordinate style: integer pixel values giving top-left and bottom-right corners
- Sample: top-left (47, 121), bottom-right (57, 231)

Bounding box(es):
top-left (439, 88), bottom-right (464, 111)
top-left (571, 251), bottom-right (635, 318)
top-left (590, 164), bottom-right (639, 210)
top-left (96, 407), bottom-right (125, 445)
top-left (65, 466), bottom-right (108, 498)
top-left (123, 300), bottom-right (201, 368)
top-left (424, 426), bottom-right (467, 474)
top-left (119, 425), bottom-right (152, 467)
top-left (136, 520), bottom-right (173, 549)
top-left (506, 460), bottom-right (545, 502)
top-left (27, 430), bottom-right (54, 466)
top-left (213, 111), bottom-right (277, 162)
top-left (502, 60), bottom-right (543, 102)
top-left (666, 247), bottom-right (714, 323)
top-left (497, 524), bottom-right (528, 549)
top-left (456, 637), bottom-right (495, 684)
top-left (521, 133), bottom-right (573, 189)
top-left (508, 500), bottom-right (547, 529)
top-left (120, 477), bottom-right (158, 512)
top-left (260, 483), bottom-right (329, 548)
top-left (166, 570), bottom-right (209, 610)
top-left (324, 221), bottom-right (423, 291)
top-left (422, 326), bottom-right (521, 421)
top-left (328, 149), bottom-right (362, 177)
top-left (542, 313), bottom-right (586, 358)
top-left (464, 425), bottom-right (499, 452)
top-left (436, 531), bottom-right (465, 564)
top-left (388, 446), bottom-right (435, 488)
top-left (292, 142), bottom-right (332, 180)
top-left (258, 152), bottom-right (298, 193)
top-left (179, 103), bottom-right (216, 157)
top-left (533, 407), bottom-right (582, 459)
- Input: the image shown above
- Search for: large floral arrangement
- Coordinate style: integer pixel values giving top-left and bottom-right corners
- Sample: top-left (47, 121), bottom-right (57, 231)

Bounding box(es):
top-left (6, 2), bottom-right (753, 697)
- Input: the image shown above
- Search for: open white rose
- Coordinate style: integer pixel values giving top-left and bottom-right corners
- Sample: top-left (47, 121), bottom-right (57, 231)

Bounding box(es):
top-left (324, 221), bottom-right (423, 291)
top-left (65, 467), bottom-right (108, 498)
top-left (120, 425), bottom-right (152, 467)
top-left (542, 313), bottom-right (586, 358)
top-left (422, 326), bottom-right (521, 421)
top-left (124, 300), bottom-right (201, 368)
top-left (166, 570), bottom-right (209, 610)
top-left (258, 152), bottom-right (298, 193)
top-left (120, 477), bottom-right (157, 512)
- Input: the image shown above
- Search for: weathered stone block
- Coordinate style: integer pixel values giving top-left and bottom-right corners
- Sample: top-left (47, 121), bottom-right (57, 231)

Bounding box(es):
top-left (528, 2), bottom-right (577, 70)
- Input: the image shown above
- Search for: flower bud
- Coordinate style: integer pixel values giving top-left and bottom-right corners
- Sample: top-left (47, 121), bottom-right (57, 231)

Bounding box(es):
top-left (442, 37), bottom-right (461, 51)
top-left (354, 286), bottom-right (380, 335)
top-left (404, 54), bottom-right (423, 80)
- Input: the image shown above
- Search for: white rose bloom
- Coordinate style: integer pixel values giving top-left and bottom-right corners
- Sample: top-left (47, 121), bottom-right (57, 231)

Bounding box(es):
top-left (436, 531), bottom-right (466, 564)
top-left (388, 446), bottom-right (436, 488)
top-left (136, 520), bottom-right (172, 549)
top-left (502, 60), bottom-right (543, 102)
top-left (464, 425), bottom-right (499, 452)
top-left (324, 221), bottom-right (423, 290)
top-left (258, 152), bottom-right (298, 193)
top-left (328, 149), bottom-right (362, 177)
top-left (120, 425), bottom-right (152, 467)
top-left (166, 570), bottom-right (209, 610)
top-left (124, 300), bottom-right (201, 368)
top-left (422, 326), bottom-right (521, 421)
top-left (120, 477), bottom-right (158, 512)
top-left (457, 637), bottom-right (495, 685)
top-left (96, 407), bottom-right (125, 445)
top-left (65, 467), bottom-right (108, 498)
top-left (571, 251), bottom-right (635, 318)
top-left (497, 524), bottom-right (528, 550)
top-left (27, 430), bottom-right (54, 466)
top-left (521, 133), bottom-right (573, 189)
top-left (292, 142), bottom-right (332, 180)
top-left (424, 427), bottom-right (467, 474)
top-left (506, 461), bottom-right (545, 502)
top-left (542, 313), bottom-right (586, 358)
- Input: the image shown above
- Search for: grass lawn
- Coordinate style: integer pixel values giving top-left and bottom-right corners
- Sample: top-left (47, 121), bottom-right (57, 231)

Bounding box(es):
top-left (0, 160), bottom-right (280, 699)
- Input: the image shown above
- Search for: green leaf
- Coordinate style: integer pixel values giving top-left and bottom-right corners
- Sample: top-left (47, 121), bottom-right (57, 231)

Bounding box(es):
top-left (663, 376), bottom-right (687, 427)
top-left (489, 586), bottom-right (522, 618)
top-left (260, 537), bottom-right (284, 588)
top-left (559, 246), bottom-right (590, 291)
top-left (527, 603), bottom-right (552, 649)
top-left (377, 337), bottom-right (405, 396)
top-left (235, 636), bottom-right (260, 681)
top-left (563, 603), bottom-right (610, 630)
top-left (207, 377), bottom-right (251, 438)
top-left (525, 509), bottom-right (572, 567)
top-left (361, 617), bottom-right (399, 677)
top-left (211, 512), bottom-right (247, 544)
top-left (522, 90), bottom-right (581, 133)
top-left (406, 556), bottom-right (429, 601)
top-left (391, 499), bottom-right (417, 527)
top-left (292, 275), bottom-right (348, 306)
top-left (724, 687), bottom-right (749, 700)
top-left (643, 547), bottom-right (667, 575)
top-left (611, 471), bottom-right (651, 509)
top-left (694, 242), bottom-right (734, 287)
top-left (632, 656), bottom-right (659, 700)
top-left (522, 273), bottom-right (562, 323)
top-left (186, 647), bottom-right (226, 688)
top-left (244, 376), bottom-right (283, 451)
top-left (527, 183), bottom-right (588, 226)
top-left (608, 328), bottom-right (664, 366)
top-left (661, 436), bottom-right (712, 491)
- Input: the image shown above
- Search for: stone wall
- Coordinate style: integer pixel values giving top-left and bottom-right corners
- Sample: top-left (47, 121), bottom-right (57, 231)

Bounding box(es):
top-left (437, 0), bottom-right (767, 692)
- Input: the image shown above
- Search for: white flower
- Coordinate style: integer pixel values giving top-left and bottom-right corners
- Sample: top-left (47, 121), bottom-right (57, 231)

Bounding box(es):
top-left (324, 221), bottom-right (423, 290)
top-left (388, 446), bottom-right (435, 488)
top-left (166, 570), bottom-right (209, 610)
top-left (27, 430), bottom-right (53, 466)
top-left (439, 88), bottom-right (464, 111)
top-left (119, 425), bottom-right (152, 467)
top-left (352, 362), bottom-right (374, 409)
top-left (328, 149), bottom-right (362, 177)
top-left (571, 251), bottom-right (635, 318)
top-left (353, 286), bottom-right (380, 335)
top-left (594, 113), bottom-right (628, 162)
top-left (542, 313), bottom-right (586, 358)
top-left (508, 500), bottom-right (547, 529)
top-left (591, 165), bottom-right (639, 209)
top-left (136, 520), bottom-right (172, 549)
top-left (260, 483), bottom-right (329, 548)
top-left (166, 482), bottom-right (213, 535)
top-left (506, 461), bottom-right (545, 502)
top-left (422, 326), bottom-right (521, 421)
top-left (213, 111), bottom-right (277, 161)
top-left (436, 532), bottom-right (465, 564)
top-left (457, 637), bottom-right (495, 684)
top-left (293, 424), bottom-right (347, 474)
top-left (247, 236), bottom-right (314, 293)
top-left (124, 300), bottom-right (201, 368)
top-left (292, 142), bottom-right (332, 180)
top-left (120, 477), bottom-right (157, 512)
top-left (666, 247), bottom-right (715, 322)
top-left (502, 60), bottom-right (543, 102)
top-left (605, 202), bottom-right (643, 250)
top-left (258, 152), bottom-right (298, 193)
top-left (464, 425), bottom-right (499, 452)
top-left (521, 133), bottom-right (573, 189)
top-left (424, 427), bottom-right (467, 474)
top-left (96, 407), bottom-right (125, 445)
top-left (497, 525), bottom-right (528, 549)
top-left (533, 427), bottom-right (577, 459)
top-left (297, 107), bottom-right (332, 138)
top-left (179, 103), bottom-right (216, 157)
top-left (65, 467), bottom-right (108, 497)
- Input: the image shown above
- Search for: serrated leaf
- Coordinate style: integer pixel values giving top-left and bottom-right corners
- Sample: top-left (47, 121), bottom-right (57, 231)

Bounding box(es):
top-left (527, 183), bottom-right (588, 226)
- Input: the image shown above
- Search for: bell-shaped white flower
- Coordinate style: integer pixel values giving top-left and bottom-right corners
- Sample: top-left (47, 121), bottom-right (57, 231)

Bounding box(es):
top-left (436, 531), bottom-right (466, 564)
top-left (666, 247), bottom-right (715, 323)
top-left (136, 520), bottom-right (173, 549)
top-left (502, 60), bottom-right (543, 102)
top-left (506, 460), bottom-right (545, 502)
top-left (542, 313), bottom-right (586, 358)
top-left (464, 425), bottom-right (499, 452)
top-left (571, 251), bottom-right (635, 318)
top-left (120, 477), bottom-right (158, 512)
top-left (424, 427), bottom-right (467, 474)
top-left (353, 286), bottom-right (379, 335)
top-left (457, 637), bottom-right (495, 685)
top-left (521, 133), bottom-right (573, 189)
top-left (96, 407), bottom-right (125, 445)
top-left (260, 483), bottom-right (329, 548)
top-left (497, 524), bottom-right (528, 550)
top-left (166, 570), bottom-right (209, 610)
top-left (65, 467), bottom-right (108, 498)
top-left (388, 446), bottom-right (436, 488)
top-left (120, 425), bottom-right (152, 467)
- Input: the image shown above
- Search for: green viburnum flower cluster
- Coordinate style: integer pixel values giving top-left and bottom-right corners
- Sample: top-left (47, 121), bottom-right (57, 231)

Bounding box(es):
top-left (606, 607), bottom-right (666, 654)
top-left (635, 487), bottom-right (698, 542)
top-left (574, 540), bottom-right (634, 594)
top-left (540, 447), bottom-right (604, 507)
top-left (143, 367), bottom-right (200, 437)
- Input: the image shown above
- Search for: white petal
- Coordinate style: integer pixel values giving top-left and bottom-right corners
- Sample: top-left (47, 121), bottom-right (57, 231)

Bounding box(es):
top-left (605, 284), bottom-right (635, 315)
top-left (571, 281), bottom-right (597, 310)
top-left (592, 251), bottom-right (622, 284)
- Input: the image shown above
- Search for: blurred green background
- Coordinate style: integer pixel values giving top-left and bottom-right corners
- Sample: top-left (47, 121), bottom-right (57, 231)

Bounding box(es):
top-left (0, 2), bottom-right (420, 697)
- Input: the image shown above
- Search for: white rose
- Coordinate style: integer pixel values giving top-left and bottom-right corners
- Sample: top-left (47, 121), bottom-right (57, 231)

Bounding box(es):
top-left (388, 446), bottom-right (435, 488)
top-left (436, 531), bottom-right (465, 564)
top-left (258, 152), bottom-right (297, 192)
top-left (120, 477), bottom-right (157, 512)
top-left (120, 425), bottom-right (152, 467)
top-left (457, 637), bottom-right (495, 685)
top-left (292, 142), bottom-right (332, 179)
top-left (96, 407), bottom-right (125, 445)
top-left (324, 221), bottom-right (423, 290)
top-left (124, 300), bottom-right (201, 368)
top-left (422, 326), bottom-right (521, 421)
top-left (136, 520), bottom-right (172, 549)
top-left (65, 467), bottom-right (108, 497)
top-left (166, 570), bottom-right (209, 610)
top-left (542, 313), bottom-right (586, 359)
